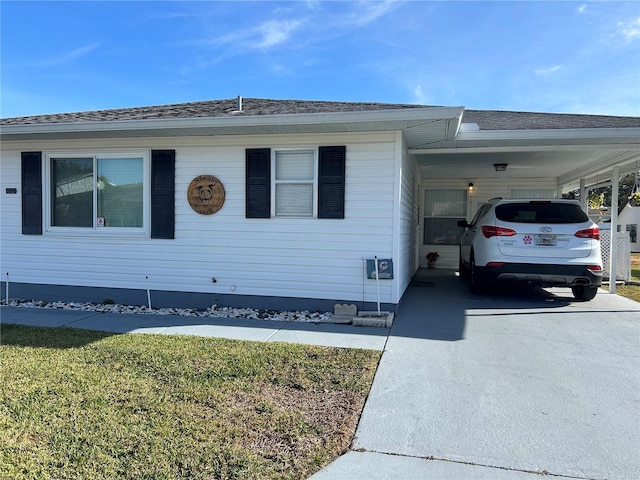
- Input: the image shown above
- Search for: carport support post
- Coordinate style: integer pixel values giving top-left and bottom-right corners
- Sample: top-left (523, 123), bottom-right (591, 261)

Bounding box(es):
top-left (609, 166), bottom-right (619, 294)
top-left (579, 178), bottom-right (587, 212)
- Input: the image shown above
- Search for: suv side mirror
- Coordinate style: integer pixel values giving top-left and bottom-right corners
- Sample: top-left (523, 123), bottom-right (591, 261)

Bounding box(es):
top-left (457, 220), bottom-right (470, 228)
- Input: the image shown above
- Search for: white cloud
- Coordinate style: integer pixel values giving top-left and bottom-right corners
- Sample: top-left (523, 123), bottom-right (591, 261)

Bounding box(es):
top-left (41, 43), bottom-right (101, 67)
top-left (255, 19), bottom-right (304, 48)
top-left (577, 4), bottom-right (587, 14)
top-left (346, 0), bottom-right (402, 27)
top-left (413, 84), bottom-right (425, 104)
top-left (618, 17), bottom-right (640, 41)
top-left (209, 18), bottom-right (305, 51)
top-left (535, 65), bottom-right (562, 78)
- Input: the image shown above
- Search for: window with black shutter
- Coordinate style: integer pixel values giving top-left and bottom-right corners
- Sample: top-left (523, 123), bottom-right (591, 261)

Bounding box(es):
top-left (21, 151), bottom-right (43, 235)
top-left (246, 148), bottom-right (271, 218)
top-left (245, 146), bottom-right (345, 219)
top-left (29, 149), bottom-right (172, 238)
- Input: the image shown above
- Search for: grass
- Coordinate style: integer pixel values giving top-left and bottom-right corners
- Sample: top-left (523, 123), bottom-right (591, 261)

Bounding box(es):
top-left (603, 252), bottom-right (640, 303)
top-left (0, 325), bottom-right (381, 480)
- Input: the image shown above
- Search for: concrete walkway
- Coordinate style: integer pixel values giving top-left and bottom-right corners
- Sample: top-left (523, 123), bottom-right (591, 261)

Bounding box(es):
top-left (311, 270), bottom-right (640, 479)
top-left (0, 305), bottom-right (389, 351)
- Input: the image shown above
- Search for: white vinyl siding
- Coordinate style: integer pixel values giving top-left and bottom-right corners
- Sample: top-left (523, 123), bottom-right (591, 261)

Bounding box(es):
top-left (1, 132), bottom-right (399, 305)
top-left (510, 188), bottom-right (558, 199)
top-left (619, 202), bottom-right (640, 252)
top-left (396, 131), bottom-right (418, 300)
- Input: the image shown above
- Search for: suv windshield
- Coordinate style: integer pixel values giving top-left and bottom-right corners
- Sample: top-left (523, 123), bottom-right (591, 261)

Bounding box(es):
top-left (495, 202), bottom-right (589, 224)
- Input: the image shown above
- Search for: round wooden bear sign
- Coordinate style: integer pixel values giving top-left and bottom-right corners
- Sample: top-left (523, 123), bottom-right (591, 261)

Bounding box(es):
top-left (187, 175), bottom-right (225, 215)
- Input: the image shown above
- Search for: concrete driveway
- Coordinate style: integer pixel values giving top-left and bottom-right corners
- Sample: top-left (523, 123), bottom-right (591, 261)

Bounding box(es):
top-left (312, 270), bottom-right (640, 479)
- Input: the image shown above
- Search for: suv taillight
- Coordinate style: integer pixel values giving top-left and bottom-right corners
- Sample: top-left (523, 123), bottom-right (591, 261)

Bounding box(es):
top-left (481, 226), bottom-right (516, 238)
top-left (575, 227), bottom-right (600, 241)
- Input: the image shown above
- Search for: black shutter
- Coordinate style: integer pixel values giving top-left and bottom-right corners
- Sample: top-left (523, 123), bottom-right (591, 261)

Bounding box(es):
top-left (318, 146), bottom-right (346, 219)
top-left (151, 150), bottom-right (175, 239)
top-left (21, 151), bottom-right (43, 235)
top-left (246, 148), bottom-right (271, 218)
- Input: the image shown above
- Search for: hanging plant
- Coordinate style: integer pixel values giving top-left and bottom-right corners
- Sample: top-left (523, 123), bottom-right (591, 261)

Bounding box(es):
top-left (588, 192), bottom-right (605, 210)
top-left (629, 191), bottom-right (640, 207)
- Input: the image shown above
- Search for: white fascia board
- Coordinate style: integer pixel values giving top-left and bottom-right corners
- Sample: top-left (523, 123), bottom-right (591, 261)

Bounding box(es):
top-left (410, 143), bottom-right (640, 155)
top-left (455, 127), bottom-right (640, 142)
top-left (0, 107), bottom-right (465, 139)
top-left (409, 127), bottom-right (640, 154)
top-left (559, 150), bottom-right (640, 188)
top-left (446, 114), bottom-right (464, 140)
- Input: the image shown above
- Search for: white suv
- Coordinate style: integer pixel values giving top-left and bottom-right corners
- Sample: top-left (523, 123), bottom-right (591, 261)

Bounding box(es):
top-left (457, 198), bottom-right (603, 301)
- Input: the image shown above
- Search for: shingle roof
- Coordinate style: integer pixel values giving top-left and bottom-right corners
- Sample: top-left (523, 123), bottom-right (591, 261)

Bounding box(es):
top-left (2, 97), bottom-right (639, 130)
top-left (462, 109), bottom-right (640, 130)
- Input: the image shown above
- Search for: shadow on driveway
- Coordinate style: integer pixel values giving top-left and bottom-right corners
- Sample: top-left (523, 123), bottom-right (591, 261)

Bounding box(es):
top-left (396, 268), bottom-right (636, 342)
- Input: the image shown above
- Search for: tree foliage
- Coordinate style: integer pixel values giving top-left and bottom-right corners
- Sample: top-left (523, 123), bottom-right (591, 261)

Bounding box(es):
top-left (563, 172), bottom-right (639, 213)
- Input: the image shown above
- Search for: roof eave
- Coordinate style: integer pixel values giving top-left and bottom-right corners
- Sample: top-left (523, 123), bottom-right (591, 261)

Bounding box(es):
top-left (409, 127), bottom-right (640, 153)
top-left (455, 126), bottom-right (640, 141)
top-left (0, 106), bottom-right (465, 141)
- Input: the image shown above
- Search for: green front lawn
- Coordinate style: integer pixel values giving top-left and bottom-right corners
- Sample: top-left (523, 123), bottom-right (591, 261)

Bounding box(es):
top-left (0, 325), bottom-right (381, 480)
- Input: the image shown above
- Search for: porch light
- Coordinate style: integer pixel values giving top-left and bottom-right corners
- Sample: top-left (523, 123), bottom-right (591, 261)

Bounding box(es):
top-left (494, 163), bottom-right (508, 172)
top-left (468, 182), bottom-right (474, 192)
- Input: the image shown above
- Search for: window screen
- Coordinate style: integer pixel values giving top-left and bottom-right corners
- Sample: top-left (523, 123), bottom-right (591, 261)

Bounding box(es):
top-left (97, 157), bottom-right (143, 227)
top-left (274, 150), bottom-right (314, 217)
top-left (423, 189), bottom-right (467, 245)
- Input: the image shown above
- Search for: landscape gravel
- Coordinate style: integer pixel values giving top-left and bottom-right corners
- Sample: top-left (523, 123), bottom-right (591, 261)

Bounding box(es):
top-left (2, 298), bottom-right (334, 323)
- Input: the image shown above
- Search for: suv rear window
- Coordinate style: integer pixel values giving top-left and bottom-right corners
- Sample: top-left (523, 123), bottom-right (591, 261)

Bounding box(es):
top-left (495, 202), bottom-right (589, 224)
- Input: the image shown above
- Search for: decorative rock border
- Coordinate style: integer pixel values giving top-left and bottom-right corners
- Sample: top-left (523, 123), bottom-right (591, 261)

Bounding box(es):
top-left (2, 299), bottom-right (395, 328)
top-left (1, 299), bottom-right (333, 323)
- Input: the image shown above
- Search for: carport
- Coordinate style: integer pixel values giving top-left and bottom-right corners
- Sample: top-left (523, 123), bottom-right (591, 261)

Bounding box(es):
top-left (410, 110), bottom-right (640, 292)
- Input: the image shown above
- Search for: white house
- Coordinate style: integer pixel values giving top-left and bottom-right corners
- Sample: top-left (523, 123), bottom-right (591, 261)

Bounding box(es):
top-left (1, 98), bottom-right (639, 310)
top-left (618, 182), bottom-right (640, 253)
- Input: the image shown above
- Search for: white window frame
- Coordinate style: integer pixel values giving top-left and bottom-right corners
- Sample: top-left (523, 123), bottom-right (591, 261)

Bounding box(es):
top-left (423, 188), bottom-right (468, 245)
top-left (44, 150), bottom-right (151, 236)
top-left (271, 147), bottom-right (318, 218)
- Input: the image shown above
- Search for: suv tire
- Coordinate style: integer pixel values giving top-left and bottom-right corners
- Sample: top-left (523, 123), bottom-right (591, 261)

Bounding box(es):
top-left (571, 285), bottom-right (598, 301)
top-left (459, 247), bottom-right (469, 279)
top-left (469, 254), bottom-right (484, 294)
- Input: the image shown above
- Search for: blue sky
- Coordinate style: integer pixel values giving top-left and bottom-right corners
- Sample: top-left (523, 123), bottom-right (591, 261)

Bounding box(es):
top-left (2, 1), bottom-right (639, 118)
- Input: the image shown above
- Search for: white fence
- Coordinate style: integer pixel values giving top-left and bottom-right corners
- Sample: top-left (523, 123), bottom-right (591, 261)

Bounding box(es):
top-left (600, 230), bottom-right (631, 281)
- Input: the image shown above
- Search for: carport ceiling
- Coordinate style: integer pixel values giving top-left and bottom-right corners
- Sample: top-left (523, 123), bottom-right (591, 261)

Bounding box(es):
top-left (411, 133), bottom-right (640, 191)
top-left (415, 150), bottom-right (585, 178)
top-left (413, 150), bottom-right (634, 179)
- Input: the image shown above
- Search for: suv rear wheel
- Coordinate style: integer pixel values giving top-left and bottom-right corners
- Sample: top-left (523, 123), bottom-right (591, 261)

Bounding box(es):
top-left (469, 254), bottom-right (484, 294)
top-left (459, 247), bottom-right (469, 279)
top-left (571, 285), bottom-right (598, 301)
